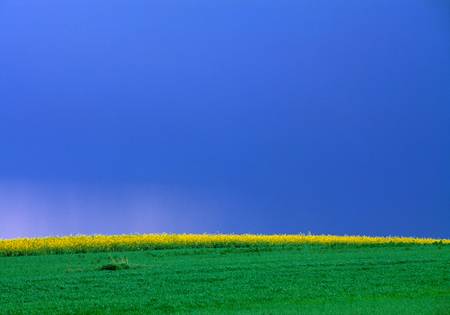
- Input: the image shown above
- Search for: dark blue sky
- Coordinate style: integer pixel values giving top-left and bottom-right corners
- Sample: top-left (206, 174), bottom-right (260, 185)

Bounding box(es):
top-left (1, 0), bottom-right (449, 238)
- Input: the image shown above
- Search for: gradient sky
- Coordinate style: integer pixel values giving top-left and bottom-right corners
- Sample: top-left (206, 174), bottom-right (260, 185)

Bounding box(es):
top-left (1, 0), bottom-right (449, 239)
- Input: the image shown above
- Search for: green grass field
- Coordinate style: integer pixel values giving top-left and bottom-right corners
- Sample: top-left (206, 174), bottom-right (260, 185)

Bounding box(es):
top-left (1, 244), bottom-right (449, 314)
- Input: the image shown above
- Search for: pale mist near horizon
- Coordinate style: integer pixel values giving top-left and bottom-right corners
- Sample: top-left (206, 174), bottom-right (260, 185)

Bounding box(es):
top-left (0, 0), bottom-right (449, 239)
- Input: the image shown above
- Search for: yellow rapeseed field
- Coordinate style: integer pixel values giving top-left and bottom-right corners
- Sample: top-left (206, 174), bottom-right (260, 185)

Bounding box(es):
top-left (0, 234), bottom-right (448, 256)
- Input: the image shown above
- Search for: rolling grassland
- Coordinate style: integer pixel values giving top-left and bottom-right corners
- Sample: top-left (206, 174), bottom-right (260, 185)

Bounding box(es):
top-left (0, 235), bottom-right (449, 314)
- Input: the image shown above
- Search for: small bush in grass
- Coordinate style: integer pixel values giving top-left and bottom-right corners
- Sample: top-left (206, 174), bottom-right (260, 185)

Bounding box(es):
top-left (99, 256), bottom-right (130, 271)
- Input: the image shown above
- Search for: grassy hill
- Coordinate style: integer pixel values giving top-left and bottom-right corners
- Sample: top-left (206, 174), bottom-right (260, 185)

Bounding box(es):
top-left (0, 236), bottom-right (449, 314)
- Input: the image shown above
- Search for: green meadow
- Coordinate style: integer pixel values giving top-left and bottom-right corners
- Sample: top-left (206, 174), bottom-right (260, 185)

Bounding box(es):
top-left (0, 244), bottom-right (449, 314)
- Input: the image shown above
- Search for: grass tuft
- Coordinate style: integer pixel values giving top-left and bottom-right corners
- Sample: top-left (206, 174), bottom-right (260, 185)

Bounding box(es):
top-left (99, 256), bottom-right (130, 271)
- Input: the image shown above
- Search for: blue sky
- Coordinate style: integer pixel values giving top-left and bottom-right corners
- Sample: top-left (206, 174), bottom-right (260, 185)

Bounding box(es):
top-left (1, 0), bottom-right (449, 238)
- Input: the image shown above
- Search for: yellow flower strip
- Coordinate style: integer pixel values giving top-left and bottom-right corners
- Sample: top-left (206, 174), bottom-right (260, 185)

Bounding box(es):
top-left (0, 234), bottom-right (448, 256)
